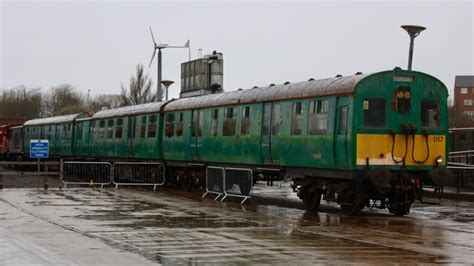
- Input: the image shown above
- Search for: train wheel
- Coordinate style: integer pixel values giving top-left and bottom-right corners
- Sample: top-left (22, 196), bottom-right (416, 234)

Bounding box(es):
top-left (182, 175), bottom-right (194, 192)
top-left (303, 190), bottom-right (322, 211)
top-left (338, 181), bottom-right (365, 215)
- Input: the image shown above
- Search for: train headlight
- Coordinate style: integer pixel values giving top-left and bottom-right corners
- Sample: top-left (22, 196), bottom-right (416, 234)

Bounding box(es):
top-left (436, 156), bottom-right (444, 164)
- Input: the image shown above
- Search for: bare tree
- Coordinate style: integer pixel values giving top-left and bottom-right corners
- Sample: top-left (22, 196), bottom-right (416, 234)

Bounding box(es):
top-left (88, 94), bottom-right (121, 113)
top-left (120, 64), bottom-right (158, 106)
top-left (44, 84), bottom-right (84, 116)
top-left (448, 104), bottom-right (474, 128)
top-left (0, 86), bottom-right (42, 118)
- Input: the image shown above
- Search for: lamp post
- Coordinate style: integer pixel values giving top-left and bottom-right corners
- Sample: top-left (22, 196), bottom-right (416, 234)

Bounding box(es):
top-left (401, 25), bottom-right (426, 71)
top-left (161, 80), bottom-right (175, 101)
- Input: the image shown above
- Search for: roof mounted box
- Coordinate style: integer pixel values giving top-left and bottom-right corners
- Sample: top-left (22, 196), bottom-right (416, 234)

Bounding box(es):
top-left (180, 51), bottom-right (223, 98)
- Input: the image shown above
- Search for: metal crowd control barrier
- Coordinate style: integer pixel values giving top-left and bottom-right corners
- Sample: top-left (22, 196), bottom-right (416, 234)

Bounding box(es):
top-left (63, 161), bottom-right (112, 188)
top-left (202, 166), bottom-right (253, 204)
top-left (202, 166), bottom-right (225, 200)
top-left (113, 162), bottom-right (165, 190)
top-left (222, 168), bottom-right (253, 204)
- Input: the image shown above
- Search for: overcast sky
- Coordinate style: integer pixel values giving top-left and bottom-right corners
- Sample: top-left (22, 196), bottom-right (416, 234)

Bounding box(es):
top-left (1, 0), bottom-right (473, 100)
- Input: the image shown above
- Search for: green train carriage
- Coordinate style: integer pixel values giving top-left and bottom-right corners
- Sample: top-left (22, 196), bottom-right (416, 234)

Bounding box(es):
top-left (17, 68), bottom-right (449, 216)
top-left (162, 68), bottom-right (449, 215)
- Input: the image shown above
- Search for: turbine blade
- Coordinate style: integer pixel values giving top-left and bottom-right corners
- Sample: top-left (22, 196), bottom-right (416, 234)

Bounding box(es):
top-left (184, 39), bottom-right (190, 48)
top-left (149, 26), bottom-right (157, 46)
top-left (149, 49), bottom-right (156, 68)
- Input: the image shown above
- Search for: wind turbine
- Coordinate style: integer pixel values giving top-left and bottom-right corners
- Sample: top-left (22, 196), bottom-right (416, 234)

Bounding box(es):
top-left (148, 26), bottom-right (190, 101)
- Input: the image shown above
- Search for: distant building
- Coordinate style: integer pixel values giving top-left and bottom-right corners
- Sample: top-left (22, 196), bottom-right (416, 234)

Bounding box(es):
top-left (454, 76), bottom-right (474, 116)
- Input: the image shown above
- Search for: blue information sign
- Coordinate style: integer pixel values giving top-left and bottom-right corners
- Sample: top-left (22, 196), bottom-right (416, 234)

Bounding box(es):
top-left (30, 139), bottom-right (49, 159)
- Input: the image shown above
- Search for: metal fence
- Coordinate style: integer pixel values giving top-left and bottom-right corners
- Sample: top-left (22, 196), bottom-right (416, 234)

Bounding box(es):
top-left (221, 168), bottom-right (253, 204)
top-left (202, 166), bottom-right (253, 204)
top-left (202, 166), bottom-right (225, 200)
top-left (113, 162), bottom-right (165, 190)
top-left (63, 161), bottom-right (112, 189)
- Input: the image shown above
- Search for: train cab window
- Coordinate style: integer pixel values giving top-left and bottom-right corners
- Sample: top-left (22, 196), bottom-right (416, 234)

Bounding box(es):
top-left (241, 107), bottom-right (250, 136)
top-left (148, 115), bottom-right (157, 138)
top-left (339, 106), bottom-right (349, 134)
top-left (272, 104), bottom-right (280, 136)
top-left (364, 98), bottom-right (386, 128)
top-left (291, 102), bottom-right (303, 135)
top-left (99, 120), bottom-right (106, 138)
top-left (107, 120), bottom-right (114, 138)
top-left (176, 113), bottom-right (183, 137)
top-left (223, 108), bottom-right (236, 136)
top-left (308, 100), bottom-right (329, 135)
top-left (395, 86), bottom-right (411, 113)
top-left (211, 109), bottom-right (219, 136)
top-left (115, 118), bottom-right (123, 138)
top-left (421, 100), bottom-right (440, 128)
top-left (165, 113), bottom-right (175, 138)
top-left (140, 116), bottom-right (147, 138)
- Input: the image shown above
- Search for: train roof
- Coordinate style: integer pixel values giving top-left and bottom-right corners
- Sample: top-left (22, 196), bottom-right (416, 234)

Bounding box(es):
top-left (23, 113), bottom-right (87, 126)
top-left (164, 74), bottom-right (368, 111)
top-left (91, 101), bottom-right (166, 120)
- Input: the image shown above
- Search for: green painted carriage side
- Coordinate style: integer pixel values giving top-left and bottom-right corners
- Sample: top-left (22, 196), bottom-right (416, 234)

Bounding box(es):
top-left (199, 104), bottom-right (262, 164)
top-left (74, 119), bottom-right (91, 157)
top-left (128, 113), bottom-right (161, 159)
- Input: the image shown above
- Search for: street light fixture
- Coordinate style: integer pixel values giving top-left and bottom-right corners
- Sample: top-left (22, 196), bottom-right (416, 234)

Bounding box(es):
top-left (148, 26), bottom-right (190, 101)
top-left (161, 80), bottom-right (174, 101)
top-left (401, 25), bottom-right (426, 71)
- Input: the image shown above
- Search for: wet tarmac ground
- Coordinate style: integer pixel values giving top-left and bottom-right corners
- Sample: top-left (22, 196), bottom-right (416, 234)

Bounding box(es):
top-left (1, 186), bottom-right (473, 265)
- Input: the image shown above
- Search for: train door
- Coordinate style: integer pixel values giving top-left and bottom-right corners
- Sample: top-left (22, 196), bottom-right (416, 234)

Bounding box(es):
top-left (335, 97), bottom-right (350, 167)
top-left (128, 116), bottom-right (136, 158)
top-left (190, 109), bottom-right (202, 160)
top-left (261, 103), bottom-right (279, 164)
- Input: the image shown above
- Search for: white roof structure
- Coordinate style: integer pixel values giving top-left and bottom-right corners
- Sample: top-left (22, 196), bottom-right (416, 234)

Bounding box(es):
top-left (91, 102), bottom-right (166, 120)
top-left (23, 113), bottom-right (87, 126)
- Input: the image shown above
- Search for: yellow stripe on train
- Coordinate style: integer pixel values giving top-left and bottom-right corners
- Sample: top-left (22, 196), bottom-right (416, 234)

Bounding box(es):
top-left (356, 134), bottom-right (446, 166)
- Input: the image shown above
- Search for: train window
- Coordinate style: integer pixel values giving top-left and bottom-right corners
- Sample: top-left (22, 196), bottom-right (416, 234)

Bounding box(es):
top-left (99, 120), bottom-right (105, 138)
top-left (63, 125), bottom-right (68, 139)
top-left (211, 109), bottom-right (219, 136)
top-left (77, 124), bottom-right (83, 140)
top-left (223, 107), bottom-right (236, 136)
top-left (364, 98), bottom-right (386, 128)
top-left (421, 100), bottom-right (440, 128)
top-left (148, 115), bottom-right (157, 138)
top-left (115, 118), bottom-right (123, 138)
top-left (241, 107), bottom-right (250, 136)
top-left (339, 106), bottom-right (349, 134)
top-left (140, 116), bottom-right (147, 138)
top-left (262, 105), bottom-right (271, 135)
top-left (107, 120), bottom-right (114, 138)
top-left (176, 113), bottom-right (183, 137)
top-left (198, 110), bottom-right (204, 137)
top-left (192, 110), bottom-right (199, 137)
top-left (272, 104), bottom-right (280, 136)
top-left (165, 113), bottom-right (175, 138)
top-left (308, 100), bottom-right (329, 135)
top-left (90, 120), bottom-right (95, 140)
top-left (395, 86), bottom-right (411, 113)
top-left (291, 102), bottom-right (303, 135)
top-left (128, 117), bottom-right (136, 139)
